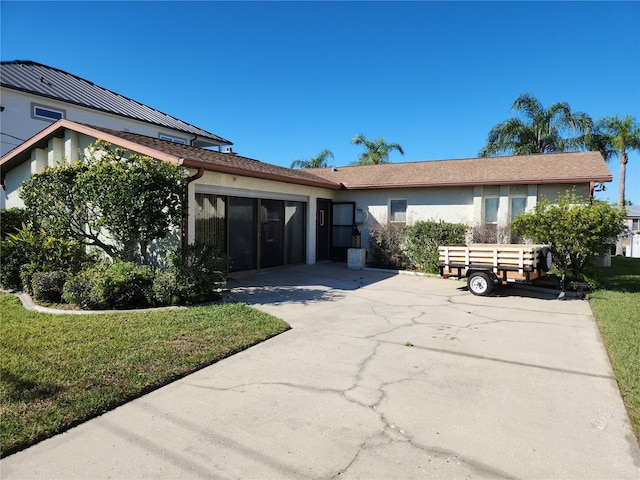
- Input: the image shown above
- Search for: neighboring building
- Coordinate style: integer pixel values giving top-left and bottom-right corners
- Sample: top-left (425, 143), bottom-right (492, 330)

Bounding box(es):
top-left (0, 60), bottom-right (232, 157)
top-left (625, 205), bottom-right (640, 233)
top-left (0, 119), bottom-right (613, 272)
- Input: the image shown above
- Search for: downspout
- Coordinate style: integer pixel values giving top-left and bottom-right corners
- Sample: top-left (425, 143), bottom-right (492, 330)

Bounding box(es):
top-left (182, 166), bottom-right (205, 250)
top-left (189, 134), bottom-right (198, 146)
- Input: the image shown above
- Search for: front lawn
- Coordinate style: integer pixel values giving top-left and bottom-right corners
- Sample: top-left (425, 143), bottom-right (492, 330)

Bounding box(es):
top-left (0, 295), bottom-right (290, 457)
top-left (589, 256), bottom-right (640, 443)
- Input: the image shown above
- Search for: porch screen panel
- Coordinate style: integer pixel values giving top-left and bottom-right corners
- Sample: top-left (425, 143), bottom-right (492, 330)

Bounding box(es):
top-left (260, 199), bottom-right (284, 269)
top-left (228, 197), bottom-right (258, 272)
top-left (195, 193), bottom-right (226, 251)
top-left (285, 201), bottom-right (306, 265)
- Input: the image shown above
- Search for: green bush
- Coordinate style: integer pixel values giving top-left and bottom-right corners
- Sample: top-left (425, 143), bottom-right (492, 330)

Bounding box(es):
top-left (0, 208), bottom-right (31, 240)
top-left (153, 243), bottom-right (227, 305)
top-left (32, 271), bottom-right (67, 304)
top-left (1, 225), bottom-right (90, 291)
top-left (404, 220), bottom-right (468, 273)
top-left (19, 263), bottom-right (39, 296)
top-left (367, 223), bottom-right (409, 269)
top-left (63, 261), bottom-right (155, 310)
top-left (512, 191), bottom-right (625, 281)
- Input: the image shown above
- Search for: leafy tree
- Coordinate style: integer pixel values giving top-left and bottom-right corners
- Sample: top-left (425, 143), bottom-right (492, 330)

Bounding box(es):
top-left (290, 149), bottom-right (334, 169)
top-left (479, 93), bottom-right (593, 156)
top-left (20, 141), bottom-right (187, 262)
top-left (351, 133), bottom-right (404, 165)
top-left (511, 190), bottom-right (625, 284)
top-left (590, 114), bottom-right (640, 208)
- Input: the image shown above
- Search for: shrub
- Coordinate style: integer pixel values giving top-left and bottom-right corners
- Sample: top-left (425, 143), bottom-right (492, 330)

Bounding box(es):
top-left (469, 224), bottom-right (512, 244)
top-left (367, 223), bottom-right (409, 269)
top-left (153, 243), bottom-right (227, 305)
top-left (0, 208), bottom-right (31, 240)
top-left (403, 220), bottom-right (468, 273)
top-left (1, 225), bottom-right (90, 291)
top-left (512, 190), bottom-right (625, 282)
top-left (63, 260), bottom-right (155, 309)
top-left (32, 271), bottom-right (67, 304)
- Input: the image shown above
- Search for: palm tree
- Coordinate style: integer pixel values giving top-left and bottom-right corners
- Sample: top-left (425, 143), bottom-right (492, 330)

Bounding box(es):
top-left (479, 93), bottom-right (593, 157)
top-left (290, 149), bottom-right (334, 169)
top-left (351, 133), bottom-right (404, 165)
top-left (591, 115), bottom-right (640, 208)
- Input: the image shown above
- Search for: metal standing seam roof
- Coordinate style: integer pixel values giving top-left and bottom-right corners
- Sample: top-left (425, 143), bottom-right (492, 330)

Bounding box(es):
top-left (0, 60), bottom-right (232, 145)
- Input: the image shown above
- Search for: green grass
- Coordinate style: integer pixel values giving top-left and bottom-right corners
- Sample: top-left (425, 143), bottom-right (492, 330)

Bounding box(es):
top-left (589, 256), bottom-right (640, 443)
top-left (0, 295), bottom-right (290, 457)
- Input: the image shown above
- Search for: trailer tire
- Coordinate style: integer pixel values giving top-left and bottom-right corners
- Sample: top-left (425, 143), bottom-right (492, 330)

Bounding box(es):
top-left (467, 272), bottom-right (493, 296)
top-left (539, 247), bottom-right (552, 272)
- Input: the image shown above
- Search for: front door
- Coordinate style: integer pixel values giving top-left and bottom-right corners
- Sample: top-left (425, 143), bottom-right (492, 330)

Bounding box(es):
top-left (316, 199), bottom-right (331, 261)
top-left (331, 202), bottom-right (355, 261)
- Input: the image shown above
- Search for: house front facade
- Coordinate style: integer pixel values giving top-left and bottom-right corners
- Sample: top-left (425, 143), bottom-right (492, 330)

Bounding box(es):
top-left (0, 120), bottom-right (613, 272)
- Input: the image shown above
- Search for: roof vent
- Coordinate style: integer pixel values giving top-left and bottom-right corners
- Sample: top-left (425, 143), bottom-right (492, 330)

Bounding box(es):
top-left (332, 167), bottom-right (338, 172)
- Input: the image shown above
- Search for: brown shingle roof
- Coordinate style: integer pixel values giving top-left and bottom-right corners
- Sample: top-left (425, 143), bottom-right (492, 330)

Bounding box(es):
top-left (306, 152), bottom-right (612, 189)
top-left (0, 120), bottom-right (340, 190)
top-left (1, 120), bottom-right (612, 191)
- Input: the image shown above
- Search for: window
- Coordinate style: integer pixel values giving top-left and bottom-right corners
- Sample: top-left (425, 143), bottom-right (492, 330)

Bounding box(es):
top-left (32, 104), bottom-right (65, 122)
top-left (511, 197), bottom-right (527, 221)
top-left (632, 219), bottom-right (640, 231)
top-left (159, 134), bottom-right (187, 144)
top-left (390, 199), bottom-right (407, 224)
top-left (484, 197), bottom-right (499, 224)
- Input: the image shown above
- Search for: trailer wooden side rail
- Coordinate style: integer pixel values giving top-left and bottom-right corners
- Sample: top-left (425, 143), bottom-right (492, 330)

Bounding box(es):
top-left (438, 244), bottom-right (552, 295)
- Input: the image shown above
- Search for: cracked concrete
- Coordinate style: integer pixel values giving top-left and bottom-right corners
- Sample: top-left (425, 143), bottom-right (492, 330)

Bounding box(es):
top-left (2, 262), bottom-right (639, 479)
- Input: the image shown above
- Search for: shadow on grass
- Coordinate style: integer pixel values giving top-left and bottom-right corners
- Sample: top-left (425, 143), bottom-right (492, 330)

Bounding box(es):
top-left (593, 257), bottom-right (640, 293)
top-left (0, 368), bottom-right (66, 402)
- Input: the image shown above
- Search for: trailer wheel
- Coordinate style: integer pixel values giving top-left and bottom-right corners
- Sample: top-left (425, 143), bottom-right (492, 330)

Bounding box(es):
top-left (467, 272), bottom-right (493, 296)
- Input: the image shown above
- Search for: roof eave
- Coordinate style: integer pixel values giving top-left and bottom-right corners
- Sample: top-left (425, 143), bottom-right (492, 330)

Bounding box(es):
top-left (179, 158), bottom-right (342, 190)
top-left (341, 177), bottom-right (613, 190)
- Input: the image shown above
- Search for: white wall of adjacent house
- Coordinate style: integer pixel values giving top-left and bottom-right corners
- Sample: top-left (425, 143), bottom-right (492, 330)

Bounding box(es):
top-left (0, 89), bottom-right (201, 157)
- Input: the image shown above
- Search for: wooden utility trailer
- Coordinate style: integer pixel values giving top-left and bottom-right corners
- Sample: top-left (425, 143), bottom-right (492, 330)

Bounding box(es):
top-left (438, 244), bottom-right (552, 296)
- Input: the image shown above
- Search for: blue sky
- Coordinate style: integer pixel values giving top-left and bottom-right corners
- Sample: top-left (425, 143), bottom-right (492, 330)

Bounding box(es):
top-left (2, 1), bottom-right (639, 204)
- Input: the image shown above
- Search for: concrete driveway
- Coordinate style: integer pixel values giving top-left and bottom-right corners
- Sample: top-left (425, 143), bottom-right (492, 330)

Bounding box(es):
top-left (2, 262), bottom-right (639, 479)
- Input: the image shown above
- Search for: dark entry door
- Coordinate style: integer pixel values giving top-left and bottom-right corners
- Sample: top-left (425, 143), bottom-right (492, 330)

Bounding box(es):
top-left (331, 202), bottom-right (355, 261)
top-left (316, 199), bottom-right (331, 260)
top-left (260, 199), bottom-right (285, 268)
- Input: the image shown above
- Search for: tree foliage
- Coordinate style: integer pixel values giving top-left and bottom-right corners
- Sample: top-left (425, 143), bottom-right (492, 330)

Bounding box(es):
top-left (351, 133), bottom-right (404, 165)
top-left (590, 114), bottom-right (640, 207)
top-left (20, 142), bottom-right (187, 262)
top-left (290, 149), bottom-right (334, 169)
top-left (479, 93), bottom-right (593, 157)
top-left (511, 191), bottom-right (625, 279)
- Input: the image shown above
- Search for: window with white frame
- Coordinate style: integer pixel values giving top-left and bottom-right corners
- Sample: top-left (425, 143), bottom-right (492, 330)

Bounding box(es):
top-left (159, 134), bottom-right (187, 144)
top-left (32, 103), bottom-right (65, 122)
top-left (510, 185), bottom-right (528, 221)
top-left (389, 199), bottom-right (407, 224)
top-left (483, 186), bottom-right (500, 224)
top-left (632, 219), bottom-right (640, 231)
